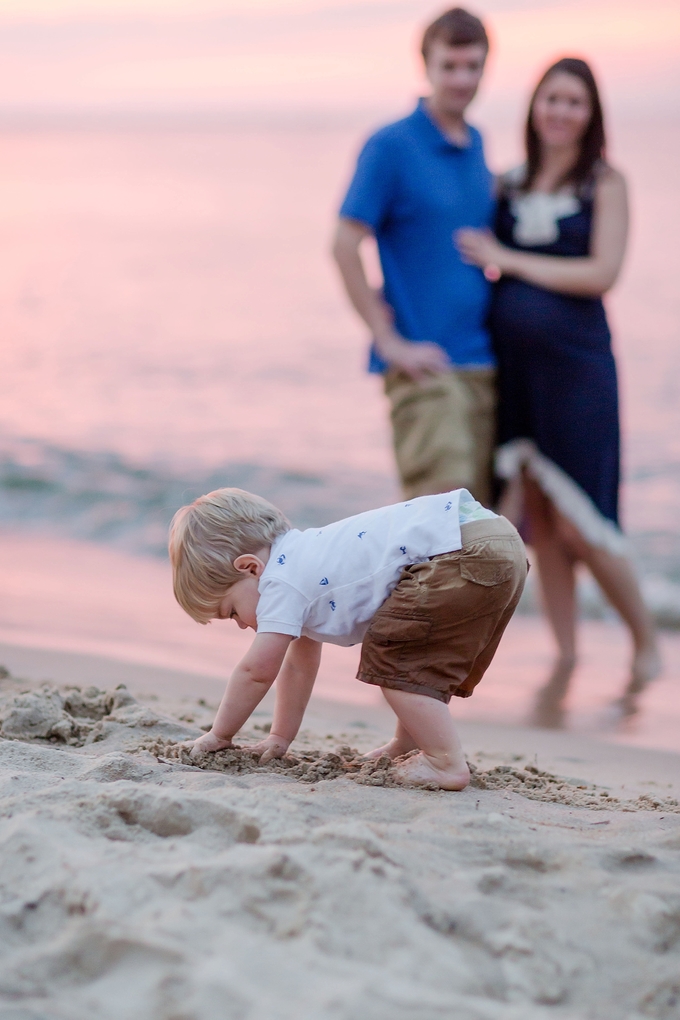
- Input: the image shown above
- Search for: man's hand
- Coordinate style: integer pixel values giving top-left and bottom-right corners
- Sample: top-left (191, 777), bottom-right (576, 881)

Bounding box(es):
top-left (186, 729), bottom-right (233, 760)
top-left (376, 331), bottom-right (451, 382)
top-left (332, 218), bottom-right (450, 383)
top-left (243, 733), bottom-right (291, 763)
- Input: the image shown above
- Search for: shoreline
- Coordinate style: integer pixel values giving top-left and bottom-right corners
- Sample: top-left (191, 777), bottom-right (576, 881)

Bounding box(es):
top-left (3, 530), bottom-right (680, 754)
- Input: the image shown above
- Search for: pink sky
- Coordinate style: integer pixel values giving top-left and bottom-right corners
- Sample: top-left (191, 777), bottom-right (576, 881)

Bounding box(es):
top-left (0, 0), bottom-right (676, 118)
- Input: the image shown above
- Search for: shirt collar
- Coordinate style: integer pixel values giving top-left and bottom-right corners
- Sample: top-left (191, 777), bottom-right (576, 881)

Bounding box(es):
top-left (414, 97), bottom-right (474, 152)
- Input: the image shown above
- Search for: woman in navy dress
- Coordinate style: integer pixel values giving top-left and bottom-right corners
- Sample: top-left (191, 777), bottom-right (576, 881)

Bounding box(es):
top-left (457, 58), bottom-right (659, 726)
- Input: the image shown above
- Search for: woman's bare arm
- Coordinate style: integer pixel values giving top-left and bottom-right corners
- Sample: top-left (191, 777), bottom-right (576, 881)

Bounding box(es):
top-left (456, 169), bottom-right (629, 297)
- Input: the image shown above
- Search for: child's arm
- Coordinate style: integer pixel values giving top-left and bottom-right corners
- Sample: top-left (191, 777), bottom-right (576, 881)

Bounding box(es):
top-left (190, 632), bottom-right (293, 757)
top-left (247, 636), bottom-right (322, 762)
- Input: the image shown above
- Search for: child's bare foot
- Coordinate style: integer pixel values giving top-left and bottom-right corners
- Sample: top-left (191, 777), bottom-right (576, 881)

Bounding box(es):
top-left (394, 751), bottom-right (470, 791)
top-left (363, 735), bottom-right (417, 760)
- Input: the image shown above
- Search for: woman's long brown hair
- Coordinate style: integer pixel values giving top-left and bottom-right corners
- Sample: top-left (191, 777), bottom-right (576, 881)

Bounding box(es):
top-left (524, 57), bottom-right (606, 191)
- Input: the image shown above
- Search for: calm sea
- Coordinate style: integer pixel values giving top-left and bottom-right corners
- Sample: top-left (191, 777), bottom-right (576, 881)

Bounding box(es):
top-left (0, 113), bottom-right (678, 618)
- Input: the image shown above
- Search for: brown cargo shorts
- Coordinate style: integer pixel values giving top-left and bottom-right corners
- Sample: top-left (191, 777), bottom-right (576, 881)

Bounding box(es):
top-left (357, 517), bottom-right (528, 703)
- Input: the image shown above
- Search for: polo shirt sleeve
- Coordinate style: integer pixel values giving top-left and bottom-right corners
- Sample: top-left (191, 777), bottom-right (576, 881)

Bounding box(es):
top-left (339, 132), bottom-right (398, 233)
top-left (256, 578), bottom-right (310, 639)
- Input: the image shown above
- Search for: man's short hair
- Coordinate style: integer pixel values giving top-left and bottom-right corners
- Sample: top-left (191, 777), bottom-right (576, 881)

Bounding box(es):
top-left (169, 487), bottom-right (290, 624)
top-left (421, 8), bottom-right (489, 62)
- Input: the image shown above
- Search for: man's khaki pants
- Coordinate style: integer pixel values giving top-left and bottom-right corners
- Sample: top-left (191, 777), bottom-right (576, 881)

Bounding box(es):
top-left (384, 367), bottom-right (496, 506)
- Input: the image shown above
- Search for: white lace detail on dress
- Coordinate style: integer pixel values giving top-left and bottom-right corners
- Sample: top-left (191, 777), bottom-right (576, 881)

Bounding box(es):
top-left (510, 190), bottom-right (581, 246)
top-left (495, 438), bottom-right (628, 556)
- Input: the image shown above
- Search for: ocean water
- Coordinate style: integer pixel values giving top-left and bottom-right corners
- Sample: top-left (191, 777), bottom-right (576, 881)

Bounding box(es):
top-left (0, 114), bottom-right (678, 616)
top-left (0, 119), bottom-right (398, 544)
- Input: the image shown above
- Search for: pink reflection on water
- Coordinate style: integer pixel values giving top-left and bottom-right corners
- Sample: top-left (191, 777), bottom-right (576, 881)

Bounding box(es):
top-left (0, 126), bottom-right (392, 476)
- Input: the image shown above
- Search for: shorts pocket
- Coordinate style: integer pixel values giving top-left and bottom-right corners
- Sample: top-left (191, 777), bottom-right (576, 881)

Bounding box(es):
top-left (366, 615), bottom-right (432, 644)
top-left (460, 557), bottom-right (514, 587)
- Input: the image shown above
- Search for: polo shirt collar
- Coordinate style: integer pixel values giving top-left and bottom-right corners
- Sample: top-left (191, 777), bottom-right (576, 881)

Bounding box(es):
top-left (414, 97), bottom-right (474, 152)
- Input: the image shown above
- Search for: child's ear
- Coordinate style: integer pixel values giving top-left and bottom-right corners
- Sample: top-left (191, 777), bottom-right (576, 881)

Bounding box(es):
top-left (233, 553), bottom-right (265, 577)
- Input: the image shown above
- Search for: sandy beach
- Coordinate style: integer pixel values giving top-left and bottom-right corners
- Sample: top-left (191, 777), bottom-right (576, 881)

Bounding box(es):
top-left (0, 646), bottom-right (678, 1020)
top-left (0, 83), bottom-right (676, 1020)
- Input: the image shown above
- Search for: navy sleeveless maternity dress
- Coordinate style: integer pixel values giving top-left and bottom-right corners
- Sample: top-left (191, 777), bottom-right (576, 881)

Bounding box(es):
top-left (490, 169), bottom-right (626, 554)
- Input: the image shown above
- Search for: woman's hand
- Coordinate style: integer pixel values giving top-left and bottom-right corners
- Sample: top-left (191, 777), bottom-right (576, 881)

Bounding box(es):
top-left (243, 733), bottom-right (291, 764)
top-left (455, 228), bottom-right (508, 275)
top-left (186, 729), bottom-right (233, 760)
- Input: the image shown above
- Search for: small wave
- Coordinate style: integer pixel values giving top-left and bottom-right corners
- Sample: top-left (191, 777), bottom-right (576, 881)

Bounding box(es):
top-left (3, 435), bottom-right (680, 629)
top-left (0, 435), bottom-right (396, 558)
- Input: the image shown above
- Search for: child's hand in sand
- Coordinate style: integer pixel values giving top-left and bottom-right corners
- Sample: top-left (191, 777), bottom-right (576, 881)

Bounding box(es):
top-left (187, 730), bottom-right (233, 759)
top-left (244, 733), bottom-right (290, 763)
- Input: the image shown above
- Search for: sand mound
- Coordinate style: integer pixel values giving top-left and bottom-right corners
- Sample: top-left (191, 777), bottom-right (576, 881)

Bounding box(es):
top-left (471, 763), bottom-right (680, 814)
top-left (0, 681), bottom-right (199, 748)
top-left (0, 675), bottom-right (679, 1019)
top-left (148, 739), bottom-right (680, 813)
top-left (152, 740), bottom-right (402, 786)
top-left (2, 680), bottom-right (679, 813)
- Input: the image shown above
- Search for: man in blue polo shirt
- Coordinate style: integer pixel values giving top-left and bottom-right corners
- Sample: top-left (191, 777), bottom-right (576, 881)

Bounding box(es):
top-left (333, 7), bottom-right (495, 504)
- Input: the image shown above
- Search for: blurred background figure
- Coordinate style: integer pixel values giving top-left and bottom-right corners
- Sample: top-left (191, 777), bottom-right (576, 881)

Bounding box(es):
top-left (333, 8), bottom-right (496, 506)
top-left (457, 58), bottom-right (660, 727)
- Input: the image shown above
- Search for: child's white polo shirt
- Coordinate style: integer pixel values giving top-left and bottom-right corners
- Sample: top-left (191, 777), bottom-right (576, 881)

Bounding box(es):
top-left (256, 489), bottom-right (496, 647)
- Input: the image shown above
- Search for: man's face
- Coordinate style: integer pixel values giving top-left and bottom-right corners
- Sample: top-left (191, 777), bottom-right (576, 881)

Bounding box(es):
top-left (425, 41), bottom-right (487, 117)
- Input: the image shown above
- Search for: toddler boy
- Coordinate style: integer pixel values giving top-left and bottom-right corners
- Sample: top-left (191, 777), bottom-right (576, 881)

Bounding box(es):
top-left (169, 487), bottom-right (527, 790)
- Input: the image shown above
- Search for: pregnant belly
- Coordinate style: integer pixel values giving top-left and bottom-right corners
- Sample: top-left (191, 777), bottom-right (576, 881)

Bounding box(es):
top-left (490, 279), bottom-right (610, 351)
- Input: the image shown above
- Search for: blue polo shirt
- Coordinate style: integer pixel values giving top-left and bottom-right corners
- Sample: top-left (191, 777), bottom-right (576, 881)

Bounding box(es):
top-left (339, 99), bottom-right (495, 372)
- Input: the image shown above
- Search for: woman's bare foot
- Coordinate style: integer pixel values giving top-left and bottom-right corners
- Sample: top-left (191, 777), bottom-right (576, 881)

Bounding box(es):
top-left (609, 643), bottom-right (662, 720)
top-left (363, 735), bottom-right (417, 760)
top-left (529, 655), bottom-right (576, 729)
top-left (394, 751), bottom-right (470, 791)
top-left (628, 644), bottom-right (662, 696)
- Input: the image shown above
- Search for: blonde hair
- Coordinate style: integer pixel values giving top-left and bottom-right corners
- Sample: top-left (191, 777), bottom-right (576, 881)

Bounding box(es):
top-left (169, 488), bottom-right (290, 623)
